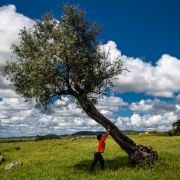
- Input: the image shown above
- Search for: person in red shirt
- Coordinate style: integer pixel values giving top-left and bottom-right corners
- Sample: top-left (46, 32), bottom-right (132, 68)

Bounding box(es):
top-left (90, 130), bottom-right (110, 171)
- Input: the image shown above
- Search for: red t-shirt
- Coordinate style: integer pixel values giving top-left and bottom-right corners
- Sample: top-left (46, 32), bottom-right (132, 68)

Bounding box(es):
top-left (96, 131), bottom-right (110, 153)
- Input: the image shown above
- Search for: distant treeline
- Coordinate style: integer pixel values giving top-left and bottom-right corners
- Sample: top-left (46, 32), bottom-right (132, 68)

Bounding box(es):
top-left (0, 130), bottom-right (172, 143)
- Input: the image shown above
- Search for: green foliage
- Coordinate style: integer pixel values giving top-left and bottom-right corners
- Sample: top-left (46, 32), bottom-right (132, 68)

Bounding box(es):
top-left (0, 135), bottom-right (180, 179)
top-left (2, 5), bottom-right (122, 107)
top-left (169, 119), bottom-right (180, 136)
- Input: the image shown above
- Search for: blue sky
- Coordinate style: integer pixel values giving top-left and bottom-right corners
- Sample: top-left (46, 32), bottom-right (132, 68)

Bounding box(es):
top-left (0, 0), bottom-right (180, 137)
top-left (1, 0), bottom-right (180, 62)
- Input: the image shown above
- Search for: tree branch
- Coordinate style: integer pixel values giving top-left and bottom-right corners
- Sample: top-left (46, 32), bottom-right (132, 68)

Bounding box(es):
top-left (56, 90), bottom-right (70, 96)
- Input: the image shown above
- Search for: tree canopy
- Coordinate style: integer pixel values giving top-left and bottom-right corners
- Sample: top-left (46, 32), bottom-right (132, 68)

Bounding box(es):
top-left (3, 5), bottom-right (122, 108)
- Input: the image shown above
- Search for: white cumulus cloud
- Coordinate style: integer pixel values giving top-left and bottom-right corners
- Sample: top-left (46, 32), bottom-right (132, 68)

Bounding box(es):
top-left (0, 5), bottom-right (34, 57)
top-left (116, 112), bottom-right (178, 132)
top-left (0, 96), bottom-right (127, 137)
top-left (0, 4), bottom-right (34, 93)
top-left (130, 99), bottom-right (176, 114)
top-left (102, 41), bottom-right (180, 97)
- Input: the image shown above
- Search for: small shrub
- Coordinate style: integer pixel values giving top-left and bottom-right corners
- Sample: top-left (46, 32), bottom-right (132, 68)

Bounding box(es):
top-left (15, 146), bottom-right (21, 151)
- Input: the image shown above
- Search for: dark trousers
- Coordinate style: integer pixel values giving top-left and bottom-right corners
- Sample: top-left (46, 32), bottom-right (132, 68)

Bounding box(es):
top-left (90, 152), bottom-right (104, 171)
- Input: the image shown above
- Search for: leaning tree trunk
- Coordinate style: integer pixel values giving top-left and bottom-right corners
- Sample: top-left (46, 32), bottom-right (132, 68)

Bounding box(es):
top-left (75, 95), bottom-right (158, 164)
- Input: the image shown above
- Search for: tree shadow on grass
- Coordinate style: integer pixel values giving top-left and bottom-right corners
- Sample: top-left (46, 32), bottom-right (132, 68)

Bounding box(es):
top-left (73, 156), bottom-right (132, 173)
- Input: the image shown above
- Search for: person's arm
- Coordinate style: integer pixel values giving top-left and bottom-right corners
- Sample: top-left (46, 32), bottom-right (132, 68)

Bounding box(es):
top-left (100, 131), bottom-right (110, 142)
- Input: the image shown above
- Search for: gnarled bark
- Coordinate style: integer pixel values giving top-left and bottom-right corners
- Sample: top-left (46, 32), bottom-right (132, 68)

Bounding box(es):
top-left (75, 95), bottom-right (158, 164)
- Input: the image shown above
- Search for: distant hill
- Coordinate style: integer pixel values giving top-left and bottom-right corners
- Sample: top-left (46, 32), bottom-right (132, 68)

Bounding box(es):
top-left (0, 130), bottom-right (169, 143)
top-left (71, 130), bottom-right (145, 136)
top-left (122, 130), bottom-right (145, 135)
top-left (72, 131), bottom-right (105, 136)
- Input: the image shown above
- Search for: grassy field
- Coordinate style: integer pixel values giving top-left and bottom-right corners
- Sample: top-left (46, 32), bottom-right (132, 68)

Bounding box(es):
top-left (0, 135), bottom-right (180, 180)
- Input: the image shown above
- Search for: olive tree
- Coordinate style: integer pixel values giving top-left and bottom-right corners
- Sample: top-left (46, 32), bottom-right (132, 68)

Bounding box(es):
top-left (3, 5), bottom-right (158, 164)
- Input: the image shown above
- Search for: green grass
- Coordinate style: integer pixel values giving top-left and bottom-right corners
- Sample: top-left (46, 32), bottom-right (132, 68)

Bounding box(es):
top-left (0, 135), bottom-right (180, 180)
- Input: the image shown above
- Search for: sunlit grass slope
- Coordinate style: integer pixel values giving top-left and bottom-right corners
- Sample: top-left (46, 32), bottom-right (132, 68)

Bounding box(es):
top-left (0, 135), bottom-right (180, 180)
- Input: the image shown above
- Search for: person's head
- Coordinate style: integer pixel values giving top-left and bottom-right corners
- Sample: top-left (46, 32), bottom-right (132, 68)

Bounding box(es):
top-left (97, 134), bottom-right (102, 140)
